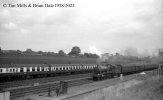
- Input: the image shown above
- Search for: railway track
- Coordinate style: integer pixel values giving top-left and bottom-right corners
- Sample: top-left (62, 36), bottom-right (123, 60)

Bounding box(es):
top-left (9, 73), bottom-right (138, 100)
top-left (3, 70), bottom-right (159, 100)
top-left (0, 73), bottom-right (91, 89)
top-left (8, 77), bottom-right (93, 100)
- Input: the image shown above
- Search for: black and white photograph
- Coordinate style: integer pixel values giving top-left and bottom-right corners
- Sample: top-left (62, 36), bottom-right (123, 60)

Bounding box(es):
top-left (0, 0), bottom-right (163, 100)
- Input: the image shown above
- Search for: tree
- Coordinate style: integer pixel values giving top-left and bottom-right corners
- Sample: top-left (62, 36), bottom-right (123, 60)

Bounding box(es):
top-left (84, 53), bottom-right (89, 57)
top-left (25, 48), bottom-right (33, 53)
top-left (84, 52), bottom-right (99, 58)
top-left (16, 50), bottom-right (21, 54)
top-left (68, 46), bottom-right (81, 56)
top-left (115, 52), bottom-right (120, 56)
top-left (58, 50), bottom-right (66, 56)
top-left (37, 51), bottom-right (43, 54)
top-left (0, 47), bottom-right (2, 54)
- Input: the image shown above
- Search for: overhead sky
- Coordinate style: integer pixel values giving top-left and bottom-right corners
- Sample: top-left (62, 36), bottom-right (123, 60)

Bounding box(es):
top-left (0, 0), bottom-right (163, 56)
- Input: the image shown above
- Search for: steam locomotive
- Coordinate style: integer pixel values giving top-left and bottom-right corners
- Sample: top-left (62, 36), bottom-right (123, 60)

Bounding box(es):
top-left (92, 62), bottom-right (159, 81)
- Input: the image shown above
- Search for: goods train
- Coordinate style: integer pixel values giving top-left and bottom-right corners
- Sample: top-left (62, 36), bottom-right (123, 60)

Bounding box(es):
top-left (92, 62), bottom-right (160, 81)
top-left (0, 64), bottom-right (97, 82)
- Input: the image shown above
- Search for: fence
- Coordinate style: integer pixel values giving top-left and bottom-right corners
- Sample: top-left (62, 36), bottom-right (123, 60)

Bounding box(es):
top-left (152, 64), bottom-right (163, 77)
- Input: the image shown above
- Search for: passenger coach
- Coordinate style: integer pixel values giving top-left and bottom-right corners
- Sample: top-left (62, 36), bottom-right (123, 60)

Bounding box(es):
top-left (0, 64), bottom-right (97, 82)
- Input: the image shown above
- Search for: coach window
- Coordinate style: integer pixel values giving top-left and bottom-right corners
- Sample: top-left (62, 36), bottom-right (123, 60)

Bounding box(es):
top-left (60, 67), bottom-right (62, 70)
top-left (0, 69), bottom-right (2, 73)
top-left (12, 69), bottom-right (14, 72)
top-left (43, 68), bottom-right (46, 71)
top-left (83, 66), bottom-right (85, 69)
top-left (51, 67), bottom-right (53, 71)
top-left (53, 67), bottom-right (56, 71)
top-left (70, 66), bottom-right (72, 70)
top-left (10, 69), bottom-right (12, 72)
top-left (37, 68), bottom-right (40, 71)
top-left (6, 68), bottom-right (8, 73)
top-left (44, 67), bottom-right (48, 71)
top-left (39, 67), bottom-right (42, 71)
top-left (50, 67), bottom-right (53, 71)
top-left (27, 68), bottom-right (30, 72)
top-left (13, 69), bottom-right (16, 72)
top-left (56, 67), bottom-right (58, 70)
top-left (20, 68), bottom-right (23, 72)
top-left (88, 66), bottom-right (90, 69)
top-left (32, 68), bottom-right (35, 72)
top-left (35, 67), bottom-right (37, 71)
top-left (63, 66), bottom-right (65, 70)
top-left (57, 67), bottom-right (59, 70)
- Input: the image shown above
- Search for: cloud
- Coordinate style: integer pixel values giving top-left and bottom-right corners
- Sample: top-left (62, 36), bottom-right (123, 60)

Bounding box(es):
top-left (89, 46), bottom-right (102, 56)
top-left (0, 0), bottom-right (162, 54)
top-left (1, 22), bottom-right (17, 30)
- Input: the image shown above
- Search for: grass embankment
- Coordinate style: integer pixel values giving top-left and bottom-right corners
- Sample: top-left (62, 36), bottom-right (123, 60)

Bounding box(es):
top-left (0, 55), bottom-right (97, 64)
top-left (65, 76), bottom-right (163, 100)
top-left (115, 77), bottom-right (163, 100)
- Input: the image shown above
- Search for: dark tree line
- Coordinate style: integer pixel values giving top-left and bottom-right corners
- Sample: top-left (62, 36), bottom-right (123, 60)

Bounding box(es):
top-left (0, 46), bottom-right (99, 58)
